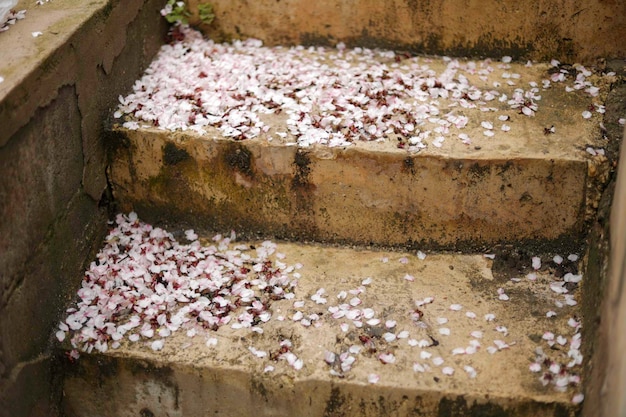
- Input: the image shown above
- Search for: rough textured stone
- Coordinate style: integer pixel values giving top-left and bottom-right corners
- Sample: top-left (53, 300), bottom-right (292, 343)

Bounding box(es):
top-left (583, 125), bottom-right (626, 417)
top-left (187, 0), bottom-right (626, 64)
top-left (0, 356), bottom-right (60, 417)
top-left (0, 85), bottom-right (83, 310)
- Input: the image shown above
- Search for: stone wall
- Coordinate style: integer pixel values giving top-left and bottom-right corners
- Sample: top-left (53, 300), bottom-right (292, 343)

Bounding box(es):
top-left (583, 122), bottom-right (626, 417)
top-left (0, 1), bottom-right (167, 416)
top-left (604, 127), bottom-right (626, 415)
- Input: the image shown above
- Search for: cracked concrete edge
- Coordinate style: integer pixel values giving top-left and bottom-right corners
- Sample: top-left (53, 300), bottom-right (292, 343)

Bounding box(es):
top-left (0, 0), bottom-right (169, 200)
top-left (0, 0), bottom-right (165, 148)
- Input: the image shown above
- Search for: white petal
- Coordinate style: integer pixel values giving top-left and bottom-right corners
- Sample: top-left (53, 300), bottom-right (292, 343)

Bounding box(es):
top-left (442, 366), bottom-right (454, 375)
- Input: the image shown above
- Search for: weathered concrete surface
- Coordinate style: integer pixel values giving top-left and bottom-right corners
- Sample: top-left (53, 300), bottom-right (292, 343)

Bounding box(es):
top-left (62, 243), bottom-right (581, 417)
top-left (0, 1), bottom-right (168, 416)
top-left (582, 124), bottom-right (626, 417)
top-left (109, 57), bottom-right (611, 251)
top-left (602, 125), bottom-right (626, 417)
top-left (187, 0), bottom-right (626, 64)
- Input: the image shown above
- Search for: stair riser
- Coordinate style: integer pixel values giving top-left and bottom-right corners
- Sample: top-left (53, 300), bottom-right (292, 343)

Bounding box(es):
top-left (185, 0), bottom-right (626, 64)
top-left (110, 129), bottom-right (587, 250)
top-left (62, 355), bottom-right (571, 417)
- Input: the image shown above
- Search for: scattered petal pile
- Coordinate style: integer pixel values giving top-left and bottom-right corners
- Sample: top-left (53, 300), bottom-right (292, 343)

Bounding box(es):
top-left (56, 212), bottom-right (299, 355)
top-left (115, 26), bottom-right (608, 152)
top-left (0, 9), bottom-right (25, 33)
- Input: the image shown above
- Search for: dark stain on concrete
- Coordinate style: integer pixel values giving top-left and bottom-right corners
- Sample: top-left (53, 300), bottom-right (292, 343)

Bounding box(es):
top-left (251, 376), bottom-right (269, 402)
top-left (300, 32), bottom-right (335, 47)
top-left (495, 161), bottom-right (515, 178)
top-left (139, 408), bottom-right (155, 417)
top-left (468, 162), bottom-right (490, 180)
top-left (324, 386), bottom-right (347, 417)
top-left (286, 150), bottom-right (318, 236)
top-left (225, 144), bottom-right (253, 177)
top-left (163, 142), bottom-right (190, 166)
top-left (292, 150), bottom-right (312, 188)
top-left (377, 395), bottom-right (389, 416)
top-left (402, 156), bottom-right (416, 175)
top-left (519, 191), bottom-right (533, 203)
top-left (315, 29), bottom-right (537, 61)
top-left (438, 396), bottom-right (507, 417)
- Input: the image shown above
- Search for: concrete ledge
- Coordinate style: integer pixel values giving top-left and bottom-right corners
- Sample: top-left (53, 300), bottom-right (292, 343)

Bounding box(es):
top-left (111, 128), bottom-right (593, 250)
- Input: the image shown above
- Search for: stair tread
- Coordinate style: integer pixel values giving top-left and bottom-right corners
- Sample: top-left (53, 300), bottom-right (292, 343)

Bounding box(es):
top-left (115, 27), bottom-right (610, 158)
top-left (60, 214), bottom-right (584, 416)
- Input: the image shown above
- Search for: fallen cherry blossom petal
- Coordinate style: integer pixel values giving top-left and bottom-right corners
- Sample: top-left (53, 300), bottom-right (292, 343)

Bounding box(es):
top-left (442, 366), bottom-right (454, 375)
top-left (368, 373), bottom-right (380, 384)
top-left (378, 353), bottom-right (396, 364)
top-left (151, 340), bottom-right (164, 351)
top-left (464, 365), bottom-right (477, 378)
top-left (532, 256), bottom-right (541, 270)
top-left (413, 363), bottom-right (426, 373)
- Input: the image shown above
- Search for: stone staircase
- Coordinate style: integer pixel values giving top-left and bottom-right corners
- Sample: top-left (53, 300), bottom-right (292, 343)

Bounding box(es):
top-left (55, 20), bottom-right (623, 417)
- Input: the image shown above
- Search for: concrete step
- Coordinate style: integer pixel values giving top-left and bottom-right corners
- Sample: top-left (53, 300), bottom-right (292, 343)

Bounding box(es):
top-left (108, 27), bottom-right (613, 251)
top-left (181, 0), bottom-right (626, 64)
top-left (59, 214), bottom-right (585, 417)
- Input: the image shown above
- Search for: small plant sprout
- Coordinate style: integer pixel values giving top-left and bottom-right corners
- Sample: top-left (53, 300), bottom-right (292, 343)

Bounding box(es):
top-left (197, 3), bottom-right (215, 25)
top-left (161, 1), bottom-right (190, 24)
